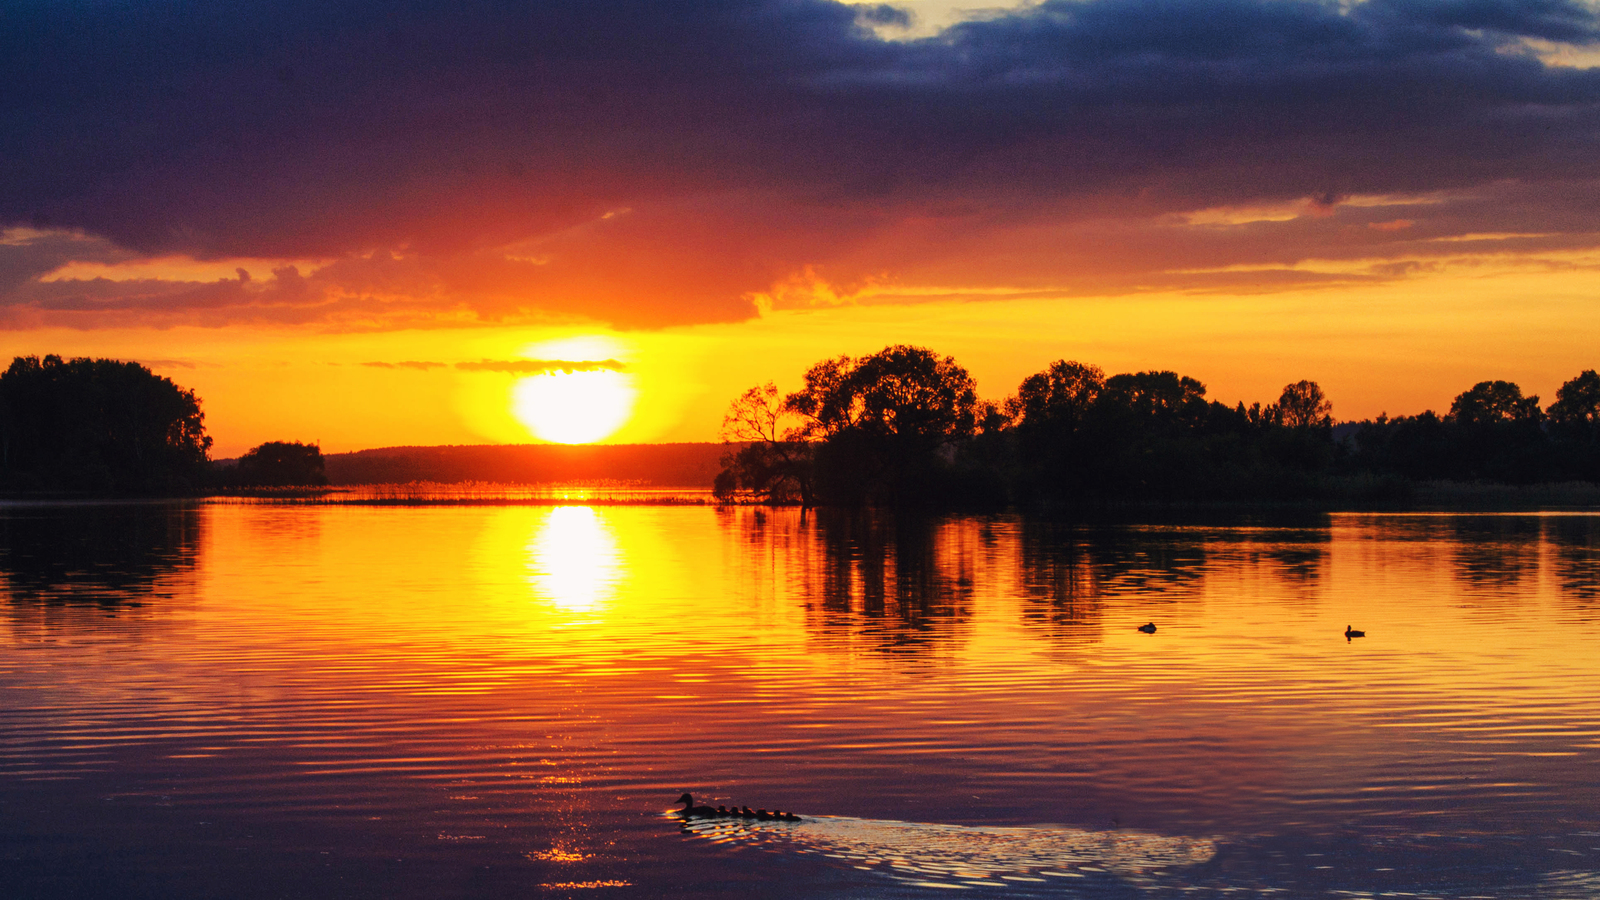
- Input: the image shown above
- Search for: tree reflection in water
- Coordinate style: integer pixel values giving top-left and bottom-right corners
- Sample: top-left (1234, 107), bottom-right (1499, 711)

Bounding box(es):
top-left (0, 502), bottom-right (201, 640)
top-left (792, 510), bottom-right (976, 656)
top-left (1451, 515), bottom-right (1543, 595)
top-left (0, 502), bottom-right (201, 607)
top-left (1547, 516), bottom-right (1600, 605)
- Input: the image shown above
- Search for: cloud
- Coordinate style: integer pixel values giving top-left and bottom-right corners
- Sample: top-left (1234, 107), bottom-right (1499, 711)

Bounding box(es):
top-left (455, 359), bottom-right (626, 374)
top-left (362, 361), bottom-right (447, 370)
top-left (135, 358), bottom-right (199, 369)
top-left (3, 0), bottom-right (1600, 328)
top-left (0, 228), bottom-right (134, 295)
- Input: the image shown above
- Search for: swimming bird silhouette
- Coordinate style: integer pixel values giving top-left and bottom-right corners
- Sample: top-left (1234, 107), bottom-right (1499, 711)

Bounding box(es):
top-left (677, 793), bottom-right (718, 817)
top-left (674, 795), bottom-right (805, 822)
top-left (1138, 622), bottom-right (1157, 634)
top-left (1345, 625), bottom-right (1365, 641)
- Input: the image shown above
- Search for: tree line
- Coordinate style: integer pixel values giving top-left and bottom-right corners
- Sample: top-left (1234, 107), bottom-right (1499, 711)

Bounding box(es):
top-left (714, 346), bottom-right (1600, 509)
top-left (0, 355), bottom-right (325, 494)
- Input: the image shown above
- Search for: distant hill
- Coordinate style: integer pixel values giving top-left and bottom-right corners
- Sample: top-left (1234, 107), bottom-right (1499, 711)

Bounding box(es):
top-left (319, 442), bottom-right (731, 487)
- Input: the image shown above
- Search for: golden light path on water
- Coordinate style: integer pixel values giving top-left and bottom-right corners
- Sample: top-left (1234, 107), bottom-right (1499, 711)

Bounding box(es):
top-left (524, 506), bottom-right (622, 615)
top-left (5, 505), bottom-right (1600, 897)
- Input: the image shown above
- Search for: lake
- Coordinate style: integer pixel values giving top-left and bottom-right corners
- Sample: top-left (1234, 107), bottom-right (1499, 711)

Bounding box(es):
top-left (3, 502), bottom-right (1600, 899)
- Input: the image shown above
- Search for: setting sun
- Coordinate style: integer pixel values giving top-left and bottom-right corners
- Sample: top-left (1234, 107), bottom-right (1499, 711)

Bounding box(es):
top-left (511, 369), bottom-right (636, 444)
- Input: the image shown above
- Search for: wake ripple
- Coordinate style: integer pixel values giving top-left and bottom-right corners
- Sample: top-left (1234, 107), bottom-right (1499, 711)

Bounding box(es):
top-left (676, 813), bottom-right (1217, 891)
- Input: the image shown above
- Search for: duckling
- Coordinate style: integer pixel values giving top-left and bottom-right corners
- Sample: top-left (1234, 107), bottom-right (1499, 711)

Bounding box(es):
top-left (676, 793), bottom-right (718, 817)
top-left (740, 806), bottom-right (756, 819)
top-left (756, 809), bottom-right (774, 821)
top-left (1137, 622), bottom-right (1157, 634)
top-left (782, 811), bottom-right (802, 822)
top-left (1345, 625), bottom-right (1365, 641)
top-left (716, 805), bottom-right (729, 817)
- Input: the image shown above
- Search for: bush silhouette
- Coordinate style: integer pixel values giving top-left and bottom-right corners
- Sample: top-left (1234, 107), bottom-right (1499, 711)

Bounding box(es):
top-left (231, 441), bottom-right (328, 487)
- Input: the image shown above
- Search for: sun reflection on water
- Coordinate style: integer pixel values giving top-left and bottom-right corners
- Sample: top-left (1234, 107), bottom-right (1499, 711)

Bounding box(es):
top-left (526, 506), bottom-right (622, 615)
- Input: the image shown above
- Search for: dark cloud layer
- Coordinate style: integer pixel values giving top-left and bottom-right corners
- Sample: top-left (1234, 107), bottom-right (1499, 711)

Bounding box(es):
top-left (3, 0), bottom-right (1599, 327)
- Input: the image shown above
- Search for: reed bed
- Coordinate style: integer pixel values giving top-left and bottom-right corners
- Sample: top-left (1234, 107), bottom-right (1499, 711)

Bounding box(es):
top-left (207, 481), bottom-right (714, 506)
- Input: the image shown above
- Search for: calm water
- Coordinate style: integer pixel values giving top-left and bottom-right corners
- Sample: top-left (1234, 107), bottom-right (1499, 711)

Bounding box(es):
top-left (4, 503), bottom-right (1600, 899)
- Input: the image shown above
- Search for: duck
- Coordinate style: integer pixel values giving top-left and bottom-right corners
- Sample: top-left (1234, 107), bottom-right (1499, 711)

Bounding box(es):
top-left (756, 809), bottom-right (774, 821)
top-left (676, 793), bottom-right (718, 817)
top-left (1345, 625), bottom-right (1365, 641)
top-left (781, 811), bottom-right (802, 822)
top-left (740, 806), bottom-right (756, 819)
top-left (1137, 622), bottom-right (1157, 634)
top-left (716, 805), bottom-right (730, 816)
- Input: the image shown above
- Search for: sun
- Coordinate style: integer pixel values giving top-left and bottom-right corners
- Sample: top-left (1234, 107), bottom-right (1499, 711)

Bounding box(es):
top-left (512, 369), bottom-right (636, 444)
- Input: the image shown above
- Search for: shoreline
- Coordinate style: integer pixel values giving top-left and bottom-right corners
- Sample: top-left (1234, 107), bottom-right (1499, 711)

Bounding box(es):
top-left (3, 480), bottom-right (1600, 513)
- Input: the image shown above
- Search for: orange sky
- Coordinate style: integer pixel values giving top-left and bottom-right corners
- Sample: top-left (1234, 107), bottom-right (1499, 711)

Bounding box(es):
top-left (4, 0), bottom-right (1600, 456)
top-left (3, 241), bottom-right (1597, 457)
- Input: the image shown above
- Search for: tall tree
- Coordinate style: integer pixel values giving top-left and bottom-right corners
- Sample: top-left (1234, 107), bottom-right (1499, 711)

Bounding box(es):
top-left (1099, 371), bottom-right (1209, 425)
top-left (0, 355), bottom-right (212, 494)
top-left (1449, 381), bottom-right (1542, 424)
top-left (1276, 380), bottom-right (1333, 428)
top-left (714, 382), bottom-right (814, 505)
top-left (1006, 360), bottom-right (1105, 432)
top-left (1549, 371), bottom-right (1600, 432)
top-left (1548, 370), bottom-right (1600, 480)
top-left (1446, 380), bottom-right (1548, 482)
top-left (718, 345), bottom-right (981, 505)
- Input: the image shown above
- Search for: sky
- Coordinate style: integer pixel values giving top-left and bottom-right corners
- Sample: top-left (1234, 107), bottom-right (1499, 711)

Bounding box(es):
top-left (3, 0), bottom-right (1600, 455)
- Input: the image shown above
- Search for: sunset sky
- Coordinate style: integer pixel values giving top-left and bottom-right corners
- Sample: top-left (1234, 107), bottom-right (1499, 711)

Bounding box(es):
top-left (4, 0), bottom-right (1600, 455)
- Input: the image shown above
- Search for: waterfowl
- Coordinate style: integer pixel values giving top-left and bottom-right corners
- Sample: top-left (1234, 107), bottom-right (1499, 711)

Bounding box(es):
top-left (1345, 625), bottom-right (1365, 641)
top-left (676, 793), bottom-right (718, 817)
top-left (1138, 622), bottom-right (1157, 634)
top-left (677, 795), bottom-right (804, 822)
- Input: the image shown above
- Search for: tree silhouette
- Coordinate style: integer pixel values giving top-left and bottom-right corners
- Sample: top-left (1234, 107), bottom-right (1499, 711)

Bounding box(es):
top-left (1099, 371), bottom-right (1208, 424)
top-left (788, 346), bottom-right (980, 505)
top-left (1005, 360), bottom-right (1107, 506)
top-left (839, 346), bottom-right (979, 451)
top-left (716, 352), bottom-right (1600, 509)
top-left (232, 441), bottom-right (328, 487)
top-left (714, 382), bottom-right (813, 505)
top-left (1446, 380), bottom-right (1548, 482)
top-left (1449, 380), bottom-right (1542, 425)
top-left (719, 346), bottom-right (981, 506)
top-left (1276, 380), bottom-right (1332, 428)
top-left (1006, 360), bottom-right (1104, 432)
top-left (0, 355), bottom-right (212, 494)
top-left (1549, 370), bottom-right (1600, 481)
top-left (1549, 371), bottom-right (1600, 432)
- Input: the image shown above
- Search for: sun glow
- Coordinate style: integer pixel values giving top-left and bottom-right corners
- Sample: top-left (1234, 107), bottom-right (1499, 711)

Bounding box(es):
top-left (511, 369), bottom-right (636, 444)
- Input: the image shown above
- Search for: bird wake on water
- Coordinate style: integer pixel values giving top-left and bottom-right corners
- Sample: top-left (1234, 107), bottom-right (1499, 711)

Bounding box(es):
top-left (671, 794), bottom-right (1216, 890)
